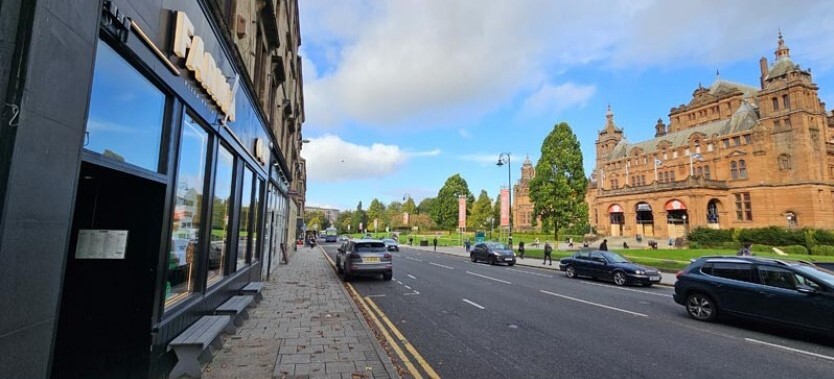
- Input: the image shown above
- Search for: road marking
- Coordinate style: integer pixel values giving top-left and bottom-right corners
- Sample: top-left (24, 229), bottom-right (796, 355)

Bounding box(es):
top-left (407, 274), bottom-right (417, 280)
top-left (745, 338), bottom-right (834, 361)
top-left (581, 281), bottom-right (672, 297)
top-left (539, 290), bottom-right (648, 317)
top-left (429, 262), bottom-right (454, 269)
top-left (367, 294), bottom-right (386, 298)
top-left (365, 297), bottom-right (441, 378)
top-left (466, 271), bottom-right (512, 285)
top-left (507, 267), bottom-right (553, 278)
top-left (397, 280), bottom-right (404, 285)
top-left (404, 292), bottom-right (420, 296)
top-left (404, 285), bottom-right (412, 290)
top-left (404, 256), bottom-right (423, 262)
top-left (462, 299), bottom-right (486, 310)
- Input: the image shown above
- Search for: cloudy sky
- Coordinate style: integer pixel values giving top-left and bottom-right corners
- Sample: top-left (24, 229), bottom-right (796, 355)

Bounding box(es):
top-left (299, 0), bottom-right (834, 210)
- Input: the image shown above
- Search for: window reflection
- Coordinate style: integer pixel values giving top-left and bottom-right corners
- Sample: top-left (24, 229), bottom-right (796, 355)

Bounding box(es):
top-left (209, 146), bottom-right (234, 285)
top-left (253, 178), bottom-right (263, 261)
top-left (165, 114), bottom-right (207, 308)
top-left (237, 168), bottom-right (253, 270)
top-left (85, 40), bottom-right (165, 172)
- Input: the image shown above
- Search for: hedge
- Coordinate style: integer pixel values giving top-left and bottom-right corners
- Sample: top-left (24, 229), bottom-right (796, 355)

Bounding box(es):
top-left (776, 245), bottom-right (809, 255)
top-left (811, 245), bottom-right (834, 256)
top-left (687, 228), bottom-right (734, 243)
top-left (688, 226), bottom-right (834, 255)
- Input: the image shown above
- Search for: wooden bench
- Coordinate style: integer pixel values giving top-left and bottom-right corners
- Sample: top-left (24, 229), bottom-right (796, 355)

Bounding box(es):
top-left (167, 315), bottom-right (233, 379)
top-left (214, 295), bottom-right (254, 327)
top-left (240, 282), bottom-right (265, 302)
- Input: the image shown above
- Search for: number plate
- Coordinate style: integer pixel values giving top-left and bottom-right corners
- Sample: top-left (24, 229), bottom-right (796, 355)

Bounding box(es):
top-left (650, 275), bottom-right (661, 281)
top-left (364, 257), bottom-right (380, 263)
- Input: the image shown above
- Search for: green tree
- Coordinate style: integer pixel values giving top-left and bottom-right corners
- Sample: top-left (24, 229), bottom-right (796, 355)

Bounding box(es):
top-left (468, 190), bottom-right (493, 231)
top-left (529, 122), bottom-right (588, 244)
top-left (417, 197), bottom-right (435, 214)
top-left (492, 196), bottom-right (501, 225)
top-left (351, 201), bottom-right (367, 232)
top-left (303, 209), bottom-right (330, 229)
top-left (367, 198), bottom-right (386, 232)
top-left (431, 174), bottom-right (474, 230)
top-left (335, 210), bottom-right (353, 233)
top-left (402, 196), bottom-right (417, 214)
top-left (386, 201), bottom-right (403, 228)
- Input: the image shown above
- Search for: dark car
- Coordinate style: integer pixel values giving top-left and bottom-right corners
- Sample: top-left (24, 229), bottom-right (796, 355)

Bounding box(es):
top-left (382, 238), bottom-right (399, 252)
top-left (470, 242), bottom-right (516, 266)
top-left (673, 256), bottom-right (834, 333)
top-left (336, 239), bottom-right (393, 281)
top-left (559, 250), bottom-right (662, 286)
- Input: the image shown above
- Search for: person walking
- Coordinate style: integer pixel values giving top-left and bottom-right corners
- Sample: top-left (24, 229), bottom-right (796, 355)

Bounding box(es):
top-left (599, 239), bottom-right (608, 251)
top-left (518, 241), bottom-right (525, 259)
top-left (464, 239), bottom-right (471, 253)
top-left (543, 241), bottom-right (552, 265)
top-left (433, 237), bottom-right (438, 251)
top-left (737, 242), bottom-right (752, 256)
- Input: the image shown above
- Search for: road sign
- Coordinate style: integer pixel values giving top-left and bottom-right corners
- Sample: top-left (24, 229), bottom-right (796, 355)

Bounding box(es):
top-left (475, 231), bottom-right (485, 243)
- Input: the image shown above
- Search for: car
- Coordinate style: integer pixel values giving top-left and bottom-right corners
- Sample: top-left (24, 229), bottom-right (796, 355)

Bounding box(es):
top-left (338, 235), bottom-right (349, 242)
top-left (336, 239), bottom-right (393, 281)
top-left (382, 238), bottom-right (399, 252)
top-left (470, 241), bottom-right (516, 266)
top-left (559, 250), bottom-right (662, 286)
top-left (673, 256), bottom-right (834, 333)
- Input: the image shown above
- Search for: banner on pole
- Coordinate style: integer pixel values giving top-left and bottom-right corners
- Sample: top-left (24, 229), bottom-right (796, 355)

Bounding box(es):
top-left (500, 188), bottom-right (510, 227)
top-left (458, 196), bottom-right (467, 228)
top-left (403, 212), bottom-right (410, 225)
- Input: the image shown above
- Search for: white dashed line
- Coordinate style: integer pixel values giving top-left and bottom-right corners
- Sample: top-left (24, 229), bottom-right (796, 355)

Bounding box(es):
top-left (581, 281), bottom-right (672, 297)
top-left (745, 338), bottom-right (834, 361)
top-left (462, 299), bottom-right (485, 310)
top-left (404, 256), bottom-right (423, 262)
top-left (366, 294), bottom-right (386, 298)
top-left (429, 262), bottom-right (454, 270)
top-left (404, 285), bottom-right (412, 290)
top-left (396, 281), bottom-right (404, 285)
top-left (404, 291), bottom-right (421, 296)
top-left (507, 267), bottom-right (553, 278)
top-left (539, 290), bottom-right (647, 317)
top-left (466, 271), bottom-right (512, 285)
top-left (407, 274), bottom-right (417, 280)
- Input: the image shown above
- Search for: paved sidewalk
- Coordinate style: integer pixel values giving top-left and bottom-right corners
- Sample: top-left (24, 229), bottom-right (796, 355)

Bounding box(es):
top-left (405, 244), bottom-right (678, 287)
top-left (203, 245), bottom-right (399, 379)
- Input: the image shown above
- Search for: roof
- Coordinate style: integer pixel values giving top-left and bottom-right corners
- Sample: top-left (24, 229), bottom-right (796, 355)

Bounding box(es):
top-left (765, 57), bottom-right (802, 80)
top-left (606, 101), bottom-right (759, 160)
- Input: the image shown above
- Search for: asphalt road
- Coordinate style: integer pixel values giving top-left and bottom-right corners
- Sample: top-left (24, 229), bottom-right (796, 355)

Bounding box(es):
top-left (322, 243), bottom-right (834, 379)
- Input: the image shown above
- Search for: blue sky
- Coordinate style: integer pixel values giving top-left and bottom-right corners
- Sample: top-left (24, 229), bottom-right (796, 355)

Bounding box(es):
top-left (298, 0), bottom-right (834, 211)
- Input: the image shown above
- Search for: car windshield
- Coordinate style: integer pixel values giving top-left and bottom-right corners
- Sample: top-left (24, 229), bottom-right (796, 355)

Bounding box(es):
top-left (601, 252), bottom-right (630, 263)
top-left (383, 239), bottom-right (396, 244)
top-left (486, 242), bottom-right (507, 250)
top-left (356, 243), bottom-right (386, 252)
top-left (794, 265), bottom-right (834, 287)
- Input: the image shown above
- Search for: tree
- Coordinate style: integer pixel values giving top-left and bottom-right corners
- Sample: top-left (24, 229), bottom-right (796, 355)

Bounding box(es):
top-left (417, 197), bottom-right (435, 214)
top-left (386, 201), bottom-right (403, 229)
top-left (304, 209), bottom-right (330, 229)
top-left (367, 198), bottom-right (386, 232)
top-left (351, 201), bottom-right (367, 232)
top-left (335, 210), bottom-right (353, 234)
top-left (431, 174), bottom-right (474, 230)
top-left (492, 196), bottom-right (501, 225)
top-left (528, 122), bottom-right (588, 245)
top-left (468, 190), bottom-right (493, 231)
top-left (402, 197), bottom-right (417, 215)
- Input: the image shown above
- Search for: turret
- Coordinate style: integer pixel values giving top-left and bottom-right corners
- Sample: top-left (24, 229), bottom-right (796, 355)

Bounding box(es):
top-left (654, 118), bottom-right (667, 137)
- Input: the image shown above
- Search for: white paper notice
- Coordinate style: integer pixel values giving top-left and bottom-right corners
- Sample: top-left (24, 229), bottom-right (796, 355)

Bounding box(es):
top-left (75, 229), bottom-right (129, 259)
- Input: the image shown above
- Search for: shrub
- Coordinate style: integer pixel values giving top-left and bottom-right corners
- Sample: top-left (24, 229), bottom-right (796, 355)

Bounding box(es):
top-left (810, 245), bottom-right (834, 256)
top-left (738, 226), bottom-right (804, 247)
top-left (688, 227), bottom-right (733, 243)
top-left (814, 230), bottom-right (834, 246)
top-left (776, 245), bottom-right (809, 255)
top-left (750, 244), bottom-right (774, 253)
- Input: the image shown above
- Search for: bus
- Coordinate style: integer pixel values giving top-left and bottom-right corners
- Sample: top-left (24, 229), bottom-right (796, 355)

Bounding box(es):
top-left (324, 226), bottom-right (338, 243)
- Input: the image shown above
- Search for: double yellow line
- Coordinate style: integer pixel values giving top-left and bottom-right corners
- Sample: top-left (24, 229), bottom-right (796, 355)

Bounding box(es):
top-left (320, 248), bottom-right (440, 379)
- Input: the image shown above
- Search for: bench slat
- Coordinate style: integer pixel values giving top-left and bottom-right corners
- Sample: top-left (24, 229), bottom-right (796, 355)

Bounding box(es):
top-left (169, 315), bottom-right (230, 349)
top-left (216, 295), bottom-right (254, 313)
top-left (242, 282), bottom-right (264, 292)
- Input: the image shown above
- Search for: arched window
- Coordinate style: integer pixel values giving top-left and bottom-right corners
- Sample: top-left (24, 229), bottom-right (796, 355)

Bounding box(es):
top-left (739, 160), bottom-right (747, 179)
top-left (731, 161), bottom-right (739, 179)
top-left (696, 166), bottom-right (703, 176)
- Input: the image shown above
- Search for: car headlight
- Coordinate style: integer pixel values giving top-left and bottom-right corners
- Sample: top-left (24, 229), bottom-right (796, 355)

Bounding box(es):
top-left (634, 270), bottom-right (645, 275)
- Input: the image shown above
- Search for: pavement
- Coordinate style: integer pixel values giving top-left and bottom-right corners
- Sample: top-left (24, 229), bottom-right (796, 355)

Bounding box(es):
top-left (403, 243), bottom-right (678, 287)
top-left (203, 244), bottom-right (399, 379)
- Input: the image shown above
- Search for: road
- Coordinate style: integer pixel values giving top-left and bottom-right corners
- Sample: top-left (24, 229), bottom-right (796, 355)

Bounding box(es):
top-left (322, 244), bottom-right (834, 379)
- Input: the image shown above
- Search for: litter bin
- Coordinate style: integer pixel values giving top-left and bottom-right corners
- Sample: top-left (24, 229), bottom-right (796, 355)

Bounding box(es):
top-left (420, 240), bottom-right (429, 247)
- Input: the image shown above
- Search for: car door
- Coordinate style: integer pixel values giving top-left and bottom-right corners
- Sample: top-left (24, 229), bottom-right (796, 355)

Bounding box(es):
top-left (572, 252), bottom-right (590, 276)
top-left (473, 243), bottom-right (486, 260)
top-left (707, 262), bottom-right (759, 315)
top-left (587, 252), bottom-right (607, 279)
top-left (753, 266), bottom-right (826, 329)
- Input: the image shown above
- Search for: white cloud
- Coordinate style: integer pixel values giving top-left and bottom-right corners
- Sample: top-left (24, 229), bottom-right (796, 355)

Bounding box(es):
top-left (300, 135), bottom-right (437, 182)
top-left (458, 129), bottom-right (471, 139)
top-left (520, 83), bottom-right (596, 119)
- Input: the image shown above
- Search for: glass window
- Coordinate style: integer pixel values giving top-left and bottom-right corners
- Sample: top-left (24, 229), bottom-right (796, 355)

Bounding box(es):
top-left (758, 266), bottom-right (797, 289)
top-left (236, 168), bottom-right (254, 270)
top-left (782, 94), bottom-right (790, 109)
top-left (772, 97), bottom-right (779, 111)
top-left (209, 146), bottom-right (235, 285)
top-left (739, 160), bottom-right (748, 179)
top-left (253, 178), bottom-right (263, 261)
top-left (85, 40), bottom-right (165, 172)
top-left (165, 114), bottom-right (208, 309)
top-left (733, 136), bottom-right (741, 146)
top-left (704, 165), bottom-right (711, 179)
top-left (711, 262), bottom-right (754, 282)
top-left (731, 161), bottom-right (739, 180)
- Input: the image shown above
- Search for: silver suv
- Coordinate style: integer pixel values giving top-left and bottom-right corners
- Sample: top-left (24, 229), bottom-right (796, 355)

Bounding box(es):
top-left (336, 239), bottom-right (393, 281)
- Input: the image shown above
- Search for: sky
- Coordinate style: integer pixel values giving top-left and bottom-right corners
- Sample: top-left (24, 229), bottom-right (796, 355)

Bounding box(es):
top-left (298, 0), bottom-right (834, 211)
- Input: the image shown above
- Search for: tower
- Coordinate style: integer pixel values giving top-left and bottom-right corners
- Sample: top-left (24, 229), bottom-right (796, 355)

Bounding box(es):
top-left (595, 105), bottom-right (624, 166)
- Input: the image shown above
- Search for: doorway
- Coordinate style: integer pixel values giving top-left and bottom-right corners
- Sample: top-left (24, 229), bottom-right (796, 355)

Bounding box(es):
top-left (53, 162), bottom-right (166, 378)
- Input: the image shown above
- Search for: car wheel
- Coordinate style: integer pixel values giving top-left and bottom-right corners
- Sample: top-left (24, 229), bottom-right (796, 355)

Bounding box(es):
top-left (565, 265), bottom-right (577, 279)
top-left (508, 263), bottom-right (515, 266)
top-left (383, 272), bottom-right (392, 281)
top-left (686, 293), bottom-right (717, 321)
top-left (613, 271), bottom-right (627, 286)
top-left (470, 253), bottom-right (477, 262)
top-left (336, 258), bottom-right (343, 274)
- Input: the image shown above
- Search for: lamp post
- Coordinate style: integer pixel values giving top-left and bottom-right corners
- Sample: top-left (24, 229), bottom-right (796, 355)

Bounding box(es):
top-left (496, 153), bottom-right (512, 246)
top-left (682, 214), bottom-right (688, 240)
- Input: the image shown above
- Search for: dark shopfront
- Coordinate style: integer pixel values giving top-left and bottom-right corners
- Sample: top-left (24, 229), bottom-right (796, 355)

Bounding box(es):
top-left (0, 1), bottom-right (289, 378)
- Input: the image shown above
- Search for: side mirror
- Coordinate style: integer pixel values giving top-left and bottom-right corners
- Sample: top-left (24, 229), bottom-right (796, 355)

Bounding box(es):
top-left (337, 247), bottom-right (344, 253)
top-left (797, 285), bottom-right (817, 295)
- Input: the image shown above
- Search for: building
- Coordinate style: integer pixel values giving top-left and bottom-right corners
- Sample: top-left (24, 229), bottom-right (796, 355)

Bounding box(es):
top-left (512, 156), bottom-right (539, 231)
top-left (587, 33), bottom-right (834, 239)
top-left (0, 0), bottom-right (305, 377)
top-left (305, 205), bottom-right (342, 225)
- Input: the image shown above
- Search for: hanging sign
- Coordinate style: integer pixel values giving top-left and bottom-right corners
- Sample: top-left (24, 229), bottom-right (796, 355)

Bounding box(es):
top-left (500, 188), bottom-right (510, 227)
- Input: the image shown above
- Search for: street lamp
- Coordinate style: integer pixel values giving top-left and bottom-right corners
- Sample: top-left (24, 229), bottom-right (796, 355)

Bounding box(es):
top-left (496, 152), bottom-right (512, 246)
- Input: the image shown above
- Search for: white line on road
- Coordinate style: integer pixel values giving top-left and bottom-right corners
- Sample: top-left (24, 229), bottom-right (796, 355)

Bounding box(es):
top-left (466, 271), bottom-right (512, 285)
top-left (462, 299), bottom-right (485, 310)
top-left (507, 267), bottom-right (553, 278)
top-left (429, 262), bottom-right (454, 269)
top-left (404, 285), bottom-right (412, 290)
top-left (396, 281), bottom-right (404, 285)
top-left (581, 281), bottom-right (672, 297)
top-left (745, 338), bottom-right (834, 361)
top-left (404, 257), bottom-right (423, 262)
top-left (404, 291), bottom-right (420, 296)
top-left (407, 274), bottom-right (417, 280)
top-left (539, 290), bottom-right (648, 317)
top-left (366, 294), bottom-right (386, 298)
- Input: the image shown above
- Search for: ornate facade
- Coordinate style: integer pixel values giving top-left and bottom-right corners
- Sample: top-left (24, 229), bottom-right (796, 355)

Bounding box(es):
top-left (587, 33), bottom-right (834, 238)
top-left (513, 156), bottom-right (539, 231)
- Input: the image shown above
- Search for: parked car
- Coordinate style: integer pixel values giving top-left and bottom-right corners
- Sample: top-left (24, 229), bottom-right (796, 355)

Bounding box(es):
top-left (336, 239), bottom-right (393, 281)
top-left (674, 256), bottom-right (834, 333)
top-left (338, 235), bottom-right (349, 242)
top-left (382, 238), bottom-right (399, 252)
top-left (470, 242), bottom-right (516, 266)
top-left (559, 250), bottom-right (662, 286)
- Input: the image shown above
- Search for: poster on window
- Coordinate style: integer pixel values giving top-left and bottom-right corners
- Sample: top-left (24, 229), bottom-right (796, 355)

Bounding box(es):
top-left (500, 188), bottom-right (510, 227)
top-left (75, 229), bottom-right (129, 259)
top-left (458, 196), bottom-right (467, 229)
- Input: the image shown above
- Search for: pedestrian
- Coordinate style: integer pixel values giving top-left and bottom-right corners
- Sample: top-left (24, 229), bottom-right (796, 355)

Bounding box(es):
top-left (568, 237), bottom-right (574, 248)
top-left (508, 236), bottom-right (513, 251)
top-left (543, 241), bottom-right (553, 265)
top-left (737, 242), bottom-right (752, 256)
top-left (534, 237), bottom-right (540, 247)
top-left (464, 239), bottom-right (471, 253)
top-left (622, 241), bottom-right (629, 249)
top-left (599, 239), bottom-right (608, 251)
top-left (409, 236), bottom-right (413, 246)
top-left (433, 237), bottom-right (438, 251)
top-left (518, 241), bottom-right (525, 259)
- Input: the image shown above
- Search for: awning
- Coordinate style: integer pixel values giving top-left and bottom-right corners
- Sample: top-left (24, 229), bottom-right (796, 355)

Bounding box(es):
top-left (608, 204), bottom-right (624, 213)
top-left (665, 200), bottom-right (687, 211)
top-left (636, 203), bottom-right (653, 212)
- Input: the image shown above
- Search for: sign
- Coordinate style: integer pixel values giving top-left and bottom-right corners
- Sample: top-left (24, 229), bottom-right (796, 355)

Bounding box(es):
top-left (458, 196), bottom-right (467, 228)
top-left (475, 231), bottom-right (486, 243)
top-left (403, 212), bottom-right (409, 225)
top-left (500, 188), bottom-right (510, 227)
top-left (75, 229), bottom-right (129, 259)
top-left (665, 200), bottom-right (687, 211)
top-left (373, 218), bottom-right (378, 231)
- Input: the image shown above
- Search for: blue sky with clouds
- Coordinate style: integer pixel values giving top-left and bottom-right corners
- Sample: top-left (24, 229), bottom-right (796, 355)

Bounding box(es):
top-left (298, 0), bottom-right (834, 210)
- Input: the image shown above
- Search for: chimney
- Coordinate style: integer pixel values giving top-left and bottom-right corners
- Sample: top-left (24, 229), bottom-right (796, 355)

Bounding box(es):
top-left (759, 57), bottom-right (768, 88)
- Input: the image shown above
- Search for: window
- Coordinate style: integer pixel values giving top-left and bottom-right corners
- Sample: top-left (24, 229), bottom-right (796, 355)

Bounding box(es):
top-left (673, 150), bottom-right (678, 158)
top-left (723, 139), bottom-right (730, 148)
top-left (704, 165), bottom-right (711, 179)
top-left (208, 146), bottom-right (235, 285)
top-left (779, 155), bottom-right (791, 170)
top-left (743, 134), bottom-right (751, 144)
top-left (772, 97), bottom-right (779, 111)
top-left (782, 94), bottom-right (790, 109)
top-left (711, 262), bottom-right (754, 282)
top-left (758, 266), bottom-right (797, 290)
top-left (671, 171), bottom-right (676, 181)
top-left (253, 178), bottom-right (263, 261)
top-left (85, 40), bottom-right (166, 172)
top-left (731, 161), bottom-right (739, 180)
top-left (735, 192), bottom-right (752, 221)
top-left (739, 160), bottom-right (747, 179)
top-left (784, 118), bottom-right (792, 129)
top-left (236, 168), bottom-right (254, 271)
top-left (696, 166), bottom-right (703, 176)
top-left (733, 136), bottom-right (741, 146)
top-left (165, 114), bottom-right (209, 309)
top-left (707, 143), bottom-right (714, 152)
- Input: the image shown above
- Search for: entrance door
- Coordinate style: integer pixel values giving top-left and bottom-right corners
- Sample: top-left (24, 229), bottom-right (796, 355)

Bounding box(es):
top-left (53, 162), bottom-right (165, 378)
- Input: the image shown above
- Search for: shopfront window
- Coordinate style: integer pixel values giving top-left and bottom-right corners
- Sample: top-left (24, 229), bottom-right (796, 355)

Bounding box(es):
top-left (236, 168), bottom-right (253, 270)
top-left (253, 178), bottom-right (263, 261)
top-left (85, 40), bottom-right (165, 172)
top-left (165, 114), bottom-right (208, 308)
top-left (209, 146), bottom-right (234, 285)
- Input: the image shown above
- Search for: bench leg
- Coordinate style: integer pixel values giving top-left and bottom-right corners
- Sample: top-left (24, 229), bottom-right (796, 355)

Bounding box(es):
top-left (169, 346), bottom-right (203, 379)
top-left (224, 322), bottom-right (236, 335)
top-left (210, 335), bottom-right (223, 351)
top-left (240, 309), bottom-right (249, 320)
